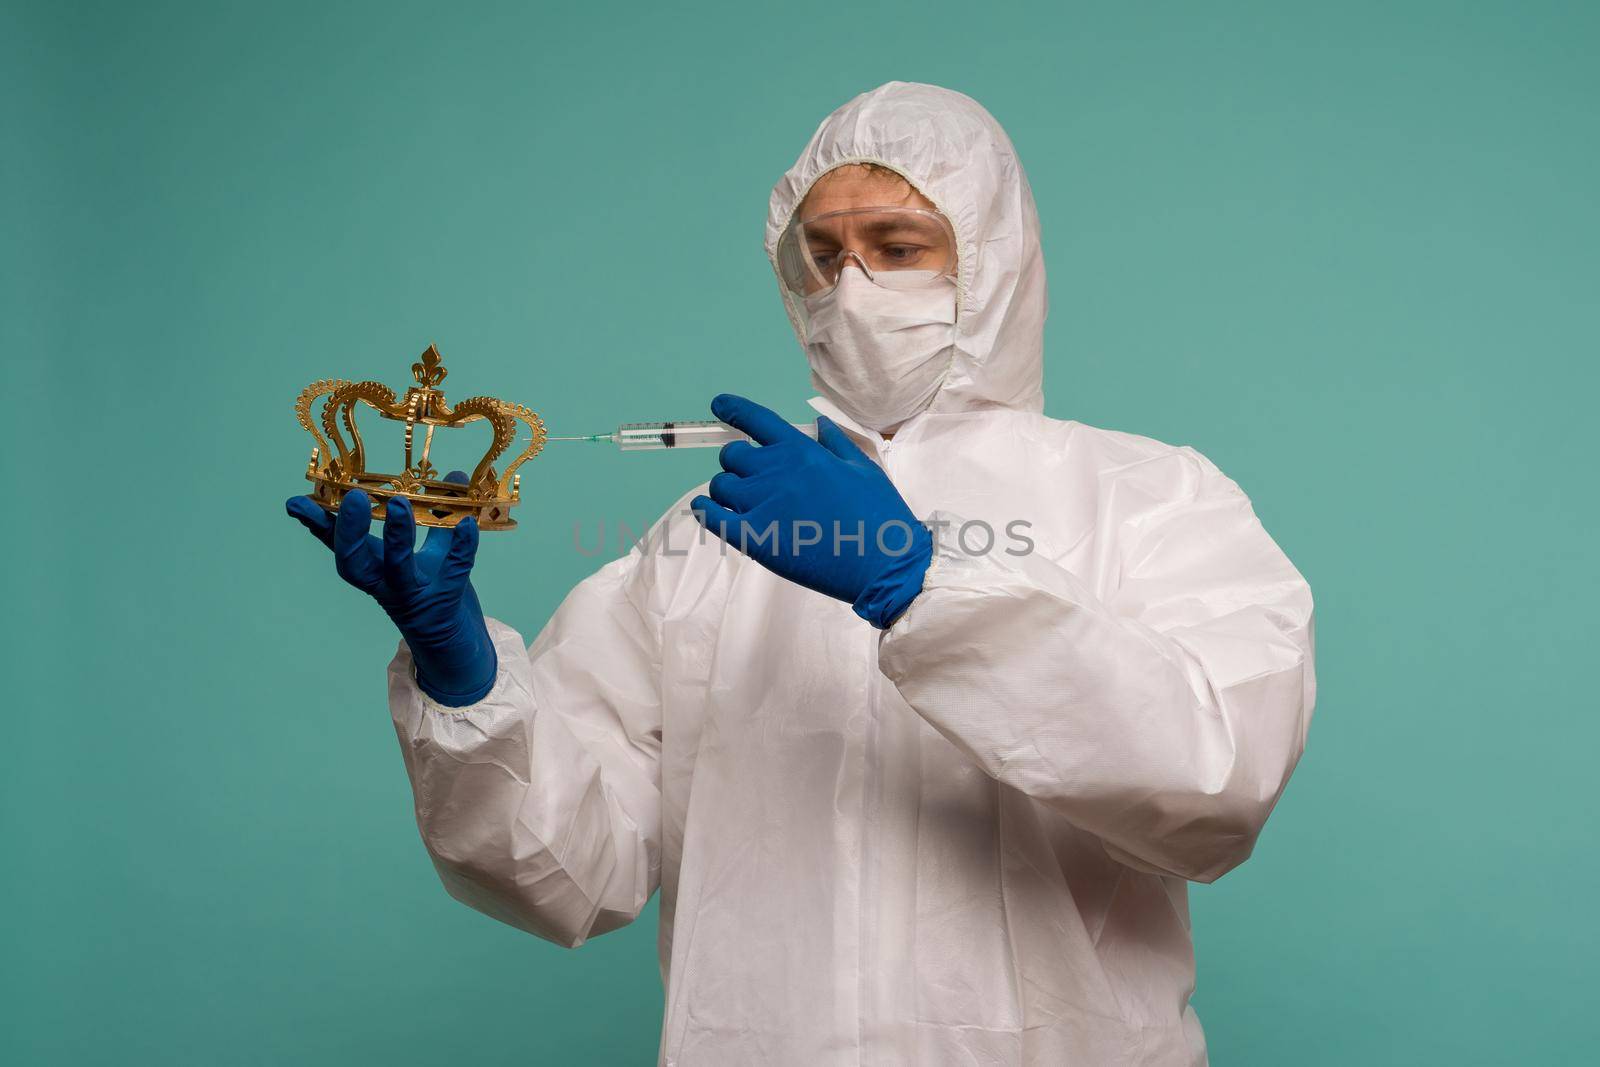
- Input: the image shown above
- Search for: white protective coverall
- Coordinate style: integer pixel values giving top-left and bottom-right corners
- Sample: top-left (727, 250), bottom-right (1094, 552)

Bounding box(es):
top-left (387, 82), bottom-right (1316, 1066)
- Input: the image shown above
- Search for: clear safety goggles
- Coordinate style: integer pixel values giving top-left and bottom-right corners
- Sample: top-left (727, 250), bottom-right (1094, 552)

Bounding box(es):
top-left (775, 206), bottom-right (957, 297)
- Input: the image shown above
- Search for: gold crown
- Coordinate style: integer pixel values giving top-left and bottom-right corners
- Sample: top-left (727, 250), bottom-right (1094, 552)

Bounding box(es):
top-left (294, 344), bottom-right (546, 530)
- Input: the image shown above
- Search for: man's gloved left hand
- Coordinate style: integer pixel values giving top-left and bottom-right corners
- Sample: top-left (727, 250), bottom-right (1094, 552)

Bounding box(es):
top-left (692, 394), bottom-right (932, 629)
top-left (285, 470), bottom-right (497, 706)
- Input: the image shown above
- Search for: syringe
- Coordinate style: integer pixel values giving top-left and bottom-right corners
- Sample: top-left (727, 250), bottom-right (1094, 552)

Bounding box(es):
top-left (544, 419), bottom-right (818, 451)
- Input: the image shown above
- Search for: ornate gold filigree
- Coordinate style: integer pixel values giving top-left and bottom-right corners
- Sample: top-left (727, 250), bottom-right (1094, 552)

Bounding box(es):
top-left (293, 344), bottom-right (545, 531)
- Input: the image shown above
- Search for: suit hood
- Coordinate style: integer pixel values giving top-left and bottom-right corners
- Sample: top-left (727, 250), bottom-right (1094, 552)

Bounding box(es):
top-left (765, 81), bottom-right (1047, 416)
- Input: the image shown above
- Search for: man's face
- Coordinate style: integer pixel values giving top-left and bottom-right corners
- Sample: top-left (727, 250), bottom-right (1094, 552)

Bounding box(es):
top-left (789, 165), bottom-right (955, 295)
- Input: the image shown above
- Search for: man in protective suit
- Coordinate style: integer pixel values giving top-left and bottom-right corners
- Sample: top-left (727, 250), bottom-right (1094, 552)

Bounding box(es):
top-left (288, 81), bottom-right (1316, 1066)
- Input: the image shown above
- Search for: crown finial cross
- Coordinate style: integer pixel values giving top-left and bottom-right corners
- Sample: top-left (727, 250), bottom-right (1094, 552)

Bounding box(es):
top-left (412, 344), bottom-right (448, 389)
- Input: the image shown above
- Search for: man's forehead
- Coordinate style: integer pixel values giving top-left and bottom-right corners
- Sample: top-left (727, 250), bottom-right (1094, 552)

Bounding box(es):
top-left (800, 164), bottom-right (938, 219)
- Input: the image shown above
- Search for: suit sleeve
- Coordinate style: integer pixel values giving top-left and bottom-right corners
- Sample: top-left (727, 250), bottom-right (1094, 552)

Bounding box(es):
top-left (878, 450), bottom-right (1316, 883)
top-left (387, 545), bottom-right (665, 946)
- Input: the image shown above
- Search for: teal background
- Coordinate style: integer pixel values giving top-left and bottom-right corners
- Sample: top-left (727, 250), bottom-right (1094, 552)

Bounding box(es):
top-left (5, 0), bottom-right (1596, 1063)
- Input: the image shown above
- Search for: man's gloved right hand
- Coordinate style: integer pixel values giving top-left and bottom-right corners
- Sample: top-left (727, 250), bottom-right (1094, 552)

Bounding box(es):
top-left (285, 472), bottom-right (497, 707)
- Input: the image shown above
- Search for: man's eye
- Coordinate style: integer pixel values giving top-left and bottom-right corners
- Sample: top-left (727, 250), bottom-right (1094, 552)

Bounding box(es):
top-left (812, 250), bottom-right (840, 267)
top-left (883, 245), bottom-right (924, 263)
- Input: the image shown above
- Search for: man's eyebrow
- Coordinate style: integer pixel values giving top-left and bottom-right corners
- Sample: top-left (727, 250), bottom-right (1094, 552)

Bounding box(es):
top-left (858, 218), bottom-right (944, 238)
top-left (801, 216), bottom-right (946, 244)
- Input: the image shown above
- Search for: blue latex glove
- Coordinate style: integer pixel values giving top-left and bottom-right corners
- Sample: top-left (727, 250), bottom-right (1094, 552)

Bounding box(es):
top-left (692, 394), bottom-right (933, 629)
top-left (285, 471), bottom-right (497, 706)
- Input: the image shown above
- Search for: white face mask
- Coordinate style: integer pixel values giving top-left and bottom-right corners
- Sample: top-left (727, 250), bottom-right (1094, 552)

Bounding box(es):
top-left (801, 268), bottom-right (959, 433)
